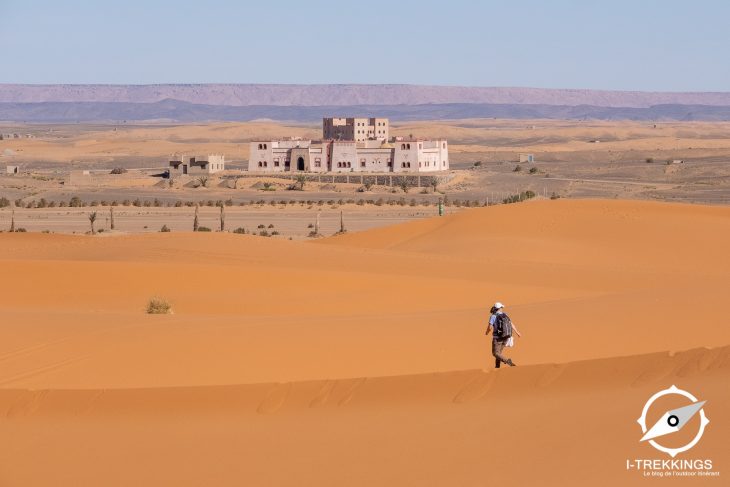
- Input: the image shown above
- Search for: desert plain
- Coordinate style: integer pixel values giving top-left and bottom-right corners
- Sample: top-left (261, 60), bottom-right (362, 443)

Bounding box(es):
top-left (0, 120), bottom-right (728, 486)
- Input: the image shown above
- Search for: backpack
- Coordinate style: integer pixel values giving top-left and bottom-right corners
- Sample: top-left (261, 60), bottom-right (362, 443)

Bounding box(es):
top-left (493, 313), bottom-right (513, 340)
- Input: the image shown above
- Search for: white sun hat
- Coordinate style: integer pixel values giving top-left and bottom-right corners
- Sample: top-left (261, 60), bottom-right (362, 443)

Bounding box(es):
top-left (494, 302), bottom-right (504, 309)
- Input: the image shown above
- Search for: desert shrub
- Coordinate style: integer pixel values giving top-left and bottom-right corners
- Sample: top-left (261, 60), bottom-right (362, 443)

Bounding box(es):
top-left (550, 192), bottom-right (561, 200)
top-left (174, 200), bottom-right (183, 207)
top-left (48, 201), bottom-right (56, 208)
top-left (268, 223), bottom-right (274, 228)
top-left (143, 200), bottom-right (152, 207)
top-left (307, 223), bottom-right (314, 228)
top-left (132, 198), bottom-right (142, 207)
top-left (90, 201), bottom-right (99, 207)
top-left (153, 198), bottom-right (162, 207)
top-left (503, 191), bottom-right (537, 204)
top-left (409, 199), bottom-right (417, 206)
top-left (269, 200), bottom-right (276, 206)
top-left (271, 231), bottom-right (280, 236)
top-left (645, 157), bottom-right (654, 163)
top-left (69, 196), bottom-right (83, 207)
top-left (196, 226), bottom-right (212, 232)
top-left (257, 224), bottom-right (265, 229)
top-left (233, 227), bottom-right (247, 234)
top-left (375, 198), bottom-right (384, 206)
top-left (100, 200), bottom-right (109, 206)
top-left (110, 167), bottom-right (127, 174)
top-left (225, 199), bottom-right (233, 206)
top-left (0, 197), bottom-right (10, 208)
top-left (160, 224), bottom-right (171, 232)
top-left (97, 228), bottom-right (104, 233)
top-left (15, 227), bottom-right (27, 232)
top-left (398, 197), bottom-right (406, 206)
top-left (356, 199), bottom-right (365, 206)
top-left (529, 167), bottom-right (538, 174)
top-left (58, 201), bottom-right (67, 207)
top-left (25, 201), bottom-right (34, 208)
top-left (473, 161), bottom-right (482, 167)
top-left (259, 230), bottom-right (270, 237)
top-left (146, 297), bottom-right (172, 315)
top-left (513, 165), bottom-right (522, 172)
top-left (122, 199), bottom-right (131, 206)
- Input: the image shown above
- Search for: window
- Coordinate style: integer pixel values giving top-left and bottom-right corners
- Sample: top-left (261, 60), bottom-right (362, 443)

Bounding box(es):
top-left (258, 143), bottom-right (263, 150)
top-left (274, 161), bottom-right (279, 167)
top-left (407, 144), bottom-right (411, 150)
top-left (401, 144), bottom-right (406, 150)
top-left (360, 159), bottom-right (366, 167)
top-left (347, 162), bottom-right (351, 168)
top-left (258, 161), bottom-right (262, 167)
top-left (264, 161), bottom-right (268, 167)
top-left (264, 144), bottom-right (267, 149)
top-left (443, 143), bottom-right (446, 149)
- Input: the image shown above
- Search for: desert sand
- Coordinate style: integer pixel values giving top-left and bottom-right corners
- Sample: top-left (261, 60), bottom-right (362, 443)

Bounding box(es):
top-left (0, 198), bottom-right (728, 486)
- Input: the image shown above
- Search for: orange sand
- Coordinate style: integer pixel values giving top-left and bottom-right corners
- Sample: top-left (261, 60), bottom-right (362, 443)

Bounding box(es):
top-left (0, 199), bottom-right (728, 485)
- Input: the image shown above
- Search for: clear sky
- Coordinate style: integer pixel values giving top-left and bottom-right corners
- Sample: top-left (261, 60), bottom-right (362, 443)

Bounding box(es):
top-left (1, 0), bottom-right (728, 91)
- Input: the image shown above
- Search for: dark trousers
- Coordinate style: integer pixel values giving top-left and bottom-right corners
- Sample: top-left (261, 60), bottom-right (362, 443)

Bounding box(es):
top-left (492, 338), bottom-right (509, 368)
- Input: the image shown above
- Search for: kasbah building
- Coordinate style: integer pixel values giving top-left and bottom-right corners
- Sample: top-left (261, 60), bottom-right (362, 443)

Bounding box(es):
top-left (248, 117), bottom-right (449, 173)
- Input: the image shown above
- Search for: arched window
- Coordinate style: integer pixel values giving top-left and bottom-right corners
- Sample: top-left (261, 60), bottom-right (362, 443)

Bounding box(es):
top-left (258, 144), bottom-right (263, 150)
top-left (407, 144), bottom-right (411, 150)
top-left (401, 144), bottom-right (406, 150)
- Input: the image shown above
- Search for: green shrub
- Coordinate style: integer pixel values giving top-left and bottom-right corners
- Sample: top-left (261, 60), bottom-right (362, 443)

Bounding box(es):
top-left (196, 226), bottom-right (212, 232)
top-left (160, 225), bottom-right (171, 232)
top-left (233, 227), bottom-right (247, 234)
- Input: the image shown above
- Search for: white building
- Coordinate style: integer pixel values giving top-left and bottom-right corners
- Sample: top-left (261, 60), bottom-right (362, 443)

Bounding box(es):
top-left (248, 138), bottom-right (448, 173)
top-left (169, 154), bottom-right (225, 176)
top-left (248, 118), bottom-right (448, 173)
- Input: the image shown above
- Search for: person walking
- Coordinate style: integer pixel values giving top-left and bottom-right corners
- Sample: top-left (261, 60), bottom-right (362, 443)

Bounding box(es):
top-left (486, 302), bottom-right (522, 368)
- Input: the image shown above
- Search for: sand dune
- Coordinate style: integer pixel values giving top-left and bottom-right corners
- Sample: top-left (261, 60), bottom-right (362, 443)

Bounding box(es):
top-left (0, 199), bottom-right (728, 485)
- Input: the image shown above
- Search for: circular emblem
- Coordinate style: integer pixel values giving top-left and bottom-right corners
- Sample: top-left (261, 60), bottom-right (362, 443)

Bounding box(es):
top-left (637, 385), bottom-right (709, 458)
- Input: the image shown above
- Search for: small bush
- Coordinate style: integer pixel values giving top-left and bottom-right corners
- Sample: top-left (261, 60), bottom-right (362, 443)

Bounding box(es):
top-left (268, 223), bottom-right (274, 228)
top-left (233, 227), bottom-right (247, 234)
top-left (529, 167), bottom-right (538, 174)
top-left (196, 226), bottom-right (212, 232)
top-left (69, 196), bottom-right (83, 207)
top-left (15, 228), bottom-right (27, 232)
top-left (645, 157), bottom-right (654, 163)
top-left (259, 230), bottom-right (270, 237)
top-left (146, 297), bottom-right (172, 315)
top-left (271, 231), bottom-right (280, 236)
top-left (257, 224), bottom-right (265, 229)
top-left (550, 192), bottom-right (561, 200)
top-left (0, 197), bottom-right (9, 208)
top-left (473, 161), bottom-right (482, 167)
top-left (160, 224), bottom-right (171, 232)
top-left (513, 165), bottom-right (522, 172)
top-left (110, 167), bottom-right (127, 174)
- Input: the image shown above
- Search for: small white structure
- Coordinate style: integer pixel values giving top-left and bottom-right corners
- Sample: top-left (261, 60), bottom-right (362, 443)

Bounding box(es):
top-left (519, 153), bottom-right (535, 163)
top-left (169, 154), bottom-right (225, 177)
top-left (6, 165), bottom-right (19, 175)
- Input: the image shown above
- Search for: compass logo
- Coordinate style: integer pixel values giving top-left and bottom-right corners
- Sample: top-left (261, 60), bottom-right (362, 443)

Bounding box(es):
top-left (637, 385), bottom-right (709, 458)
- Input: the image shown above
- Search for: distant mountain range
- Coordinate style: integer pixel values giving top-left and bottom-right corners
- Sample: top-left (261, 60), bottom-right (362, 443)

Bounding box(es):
top-left (1, 84), bottom-right (730, 122)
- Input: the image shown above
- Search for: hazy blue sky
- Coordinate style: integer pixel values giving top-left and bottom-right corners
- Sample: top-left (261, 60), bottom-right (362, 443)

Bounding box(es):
top-left (1, 0), bottom-right (728, 91)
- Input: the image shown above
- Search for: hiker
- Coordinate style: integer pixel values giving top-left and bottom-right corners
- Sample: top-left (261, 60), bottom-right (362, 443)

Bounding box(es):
top-left (486, 302), bottom-right (522, 368)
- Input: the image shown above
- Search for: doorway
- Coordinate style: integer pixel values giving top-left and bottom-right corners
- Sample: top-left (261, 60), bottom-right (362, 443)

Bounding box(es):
top-left (297, 157), bottom-right (305, 171)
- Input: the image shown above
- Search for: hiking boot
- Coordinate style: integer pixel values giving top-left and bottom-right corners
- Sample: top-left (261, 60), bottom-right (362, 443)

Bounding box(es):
top-left (506, 359), bottom-right (516, 367)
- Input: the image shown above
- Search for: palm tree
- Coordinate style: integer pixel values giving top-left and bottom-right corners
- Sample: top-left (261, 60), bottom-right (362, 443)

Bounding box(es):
top-left (88, 211), bottom-right (97, 235)
top-left (295, 174), bottom-right (306, 191)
